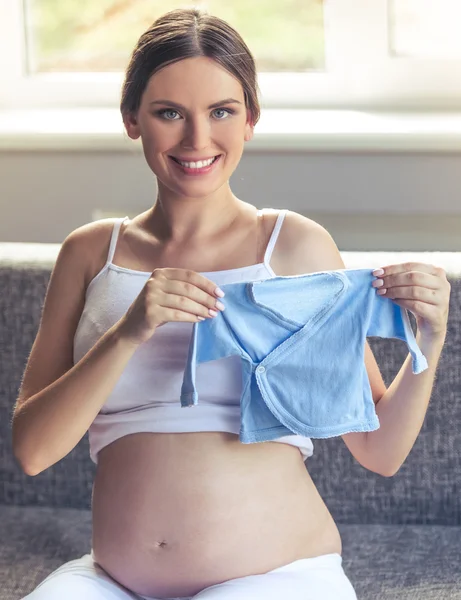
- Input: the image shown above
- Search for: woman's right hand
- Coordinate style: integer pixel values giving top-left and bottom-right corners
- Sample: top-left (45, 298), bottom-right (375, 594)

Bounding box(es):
top-left (116, 268), bottom-right (225, 346)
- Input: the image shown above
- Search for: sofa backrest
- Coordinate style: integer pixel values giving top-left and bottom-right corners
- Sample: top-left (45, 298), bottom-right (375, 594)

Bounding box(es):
top-left (1, 245), bottom-right (460, 525)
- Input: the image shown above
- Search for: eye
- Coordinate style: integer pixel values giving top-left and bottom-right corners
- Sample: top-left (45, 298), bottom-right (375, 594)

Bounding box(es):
top-left (212, 108), bottom-right (233, 119)
top-left (156, 108), bottom-right (234, 121)
top-left (157, 109), bottom-right (180, 120)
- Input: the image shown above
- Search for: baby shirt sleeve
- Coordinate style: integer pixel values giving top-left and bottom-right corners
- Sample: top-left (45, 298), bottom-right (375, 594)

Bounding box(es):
top-left (179, 315), bottom-right (239, 407)
top-left (367, 291), bottom-right (428, 374)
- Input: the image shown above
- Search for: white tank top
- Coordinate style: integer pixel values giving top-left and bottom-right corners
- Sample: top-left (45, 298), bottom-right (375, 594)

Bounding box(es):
top-left (73, 208), bottom-right (314, 464)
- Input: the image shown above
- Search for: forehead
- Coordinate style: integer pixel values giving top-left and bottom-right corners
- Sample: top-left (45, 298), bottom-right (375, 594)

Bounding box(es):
top-left (144, 56), bottom-right (244, 101)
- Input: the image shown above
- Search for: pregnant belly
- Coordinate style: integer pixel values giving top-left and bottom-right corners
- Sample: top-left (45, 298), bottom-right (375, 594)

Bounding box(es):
top-left (91, 432), bottom-right (341, 598)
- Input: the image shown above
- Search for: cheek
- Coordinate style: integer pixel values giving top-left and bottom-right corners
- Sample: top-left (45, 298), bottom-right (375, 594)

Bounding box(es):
top-left (224, 126), bottom-right (243, 142)
top-left (140, 124), bottom-right (175, 152)
top-left (138, 113), bottom-right (176, 141)
top-left (139, 118), bottom-right (245, 157)
top-left (137, 134), bottom-right (166, 175)
top-left (140, 134), bottom-right (176, 173)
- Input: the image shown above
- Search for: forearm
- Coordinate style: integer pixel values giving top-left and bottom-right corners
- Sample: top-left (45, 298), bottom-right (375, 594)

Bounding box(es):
top-left (12, 323), bottom-right (140, 476)
top-left (365, 331), bottom-right (446, 477)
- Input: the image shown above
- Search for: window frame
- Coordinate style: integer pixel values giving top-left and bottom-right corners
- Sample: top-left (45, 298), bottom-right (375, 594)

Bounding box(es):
top-left (1, 0), bottom-right (461, 111)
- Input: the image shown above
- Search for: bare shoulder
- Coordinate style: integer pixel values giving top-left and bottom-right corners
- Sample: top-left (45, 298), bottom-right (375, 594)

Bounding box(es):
top-left (13, 218), bottom-right (117, 410)
top-left (66, 218), bottom-right (122, 288)
top-left (273, 211), bottom-right (388, 466)
top-left (271, 210), bottom-right (346, 276)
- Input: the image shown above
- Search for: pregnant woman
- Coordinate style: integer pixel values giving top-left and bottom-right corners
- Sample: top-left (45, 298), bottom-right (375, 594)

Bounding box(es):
top-left (13, 7), bottom-right (449, 600)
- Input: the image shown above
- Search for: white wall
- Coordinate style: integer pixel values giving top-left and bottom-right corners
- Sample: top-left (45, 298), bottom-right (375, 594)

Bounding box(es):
top-left (1, 149), bottom-right (460, 250)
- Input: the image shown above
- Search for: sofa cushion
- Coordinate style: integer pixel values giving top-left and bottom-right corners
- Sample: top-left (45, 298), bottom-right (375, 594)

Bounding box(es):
top-left (1, 249), bottom-right (461, 526)
top-left (0, 505), bottom-right (91, 600)
top-left (1, 505), bottom-right (461, 600)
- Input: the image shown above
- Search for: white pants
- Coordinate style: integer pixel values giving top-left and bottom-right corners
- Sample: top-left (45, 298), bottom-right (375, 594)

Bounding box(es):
top-left (23, 551), bottom-right (357, 600)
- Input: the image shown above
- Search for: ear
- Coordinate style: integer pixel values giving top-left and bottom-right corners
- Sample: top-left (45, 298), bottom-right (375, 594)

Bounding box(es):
top-left (123, 111), bottom-right (141, 140)
top-left (244, 109), bottom-right (255, 142)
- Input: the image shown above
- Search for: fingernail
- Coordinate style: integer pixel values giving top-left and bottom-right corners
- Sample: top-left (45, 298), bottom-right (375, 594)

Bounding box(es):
top-left (215, 300), bottom-right (225, 311)
top-left (215, 287), bottom-right (225, 297)
top-left (372, 268), bottom-right (384, 276)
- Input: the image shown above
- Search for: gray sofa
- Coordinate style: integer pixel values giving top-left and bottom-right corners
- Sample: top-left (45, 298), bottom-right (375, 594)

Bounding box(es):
top-left (1, 244), bottom-right (460, 600)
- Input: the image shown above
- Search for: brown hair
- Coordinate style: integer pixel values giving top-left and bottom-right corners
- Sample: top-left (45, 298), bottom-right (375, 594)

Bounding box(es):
top-left (120, 8), bottom-right (260, 128)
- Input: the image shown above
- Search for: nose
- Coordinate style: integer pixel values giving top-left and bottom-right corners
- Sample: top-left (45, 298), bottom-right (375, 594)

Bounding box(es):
top-left (181, 115), bottom-right (211, 151)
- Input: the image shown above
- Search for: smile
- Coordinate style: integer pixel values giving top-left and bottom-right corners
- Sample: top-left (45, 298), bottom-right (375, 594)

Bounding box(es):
top-left (169, 155), bottom-right (222, 176)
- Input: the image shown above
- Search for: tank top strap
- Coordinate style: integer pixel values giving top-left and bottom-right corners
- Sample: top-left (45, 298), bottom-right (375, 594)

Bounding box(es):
top-left (106, 216), bottom-right (129, 265)
top-left (263, 209), bottom-right (288, 265)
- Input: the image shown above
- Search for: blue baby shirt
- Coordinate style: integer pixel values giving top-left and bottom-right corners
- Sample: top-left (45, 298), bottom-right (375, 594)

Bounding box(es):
top-left (180, 268), bottom-right (428, 444)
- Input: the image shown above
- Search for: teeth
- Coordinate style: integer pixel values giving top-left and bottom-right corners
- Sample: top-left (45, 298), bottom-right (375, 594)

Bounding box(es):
top-left (177, 157), bottom-right (217, 169)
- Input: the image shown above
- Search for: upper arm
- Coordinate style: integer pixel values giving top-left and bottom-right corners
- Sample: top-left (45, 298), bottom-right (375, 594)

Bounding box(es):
top-left (14, 226), bottom-right (93, 413)
top-left (277, 211), bottom-right (387, 470)
top-left (340, 341), bottom-right (387, 473)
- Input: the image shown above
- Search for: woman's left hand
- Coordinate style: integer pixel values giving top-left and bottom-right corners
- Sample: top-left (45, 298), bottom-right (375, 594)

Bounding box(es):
top-left (372, 263), bottom-right (451, 342)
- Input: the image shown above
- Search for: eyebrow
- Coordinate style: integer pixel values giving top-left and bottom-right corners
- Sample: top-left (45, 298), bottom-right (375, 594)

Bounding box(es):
top-left (149, 98), bottom-right (242, 110)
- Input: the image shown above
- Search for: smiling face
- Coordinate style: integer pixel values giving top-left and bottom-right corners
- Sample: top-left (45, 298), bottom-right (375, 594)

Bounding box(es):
top-left (123, 56), bottom-right (254, 200)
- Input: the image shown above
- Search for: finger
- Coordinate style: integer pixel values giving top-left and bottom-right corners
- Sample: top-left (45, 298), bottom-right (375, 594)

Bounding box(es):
top-left (164, 268), bottom-right (225, 299)
top-left (385, 297), bottom-right (434, 319)
top-left (378, 285), bottom-right (441, 306)
top-left (160, 278), bottom-right (225, 313)
top-left (374, 262), bottom-right (442, 277)
top-left (377, 270), bottom-right (442, 291)
top-left (162, 299), bottom-right (219, 321)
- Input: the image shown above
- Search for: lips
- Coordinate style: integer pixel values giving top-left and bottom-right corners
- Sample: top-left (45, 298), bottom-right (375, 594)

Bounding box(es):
top-left (168, 154), bottom-right (223, 176)
top-left (170, 155), bottom-right (220, 164)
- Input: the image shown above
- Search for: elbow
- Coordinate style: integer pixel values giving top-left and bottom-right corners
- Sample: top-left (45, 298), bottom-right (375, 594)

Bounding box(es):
top-left (23, 464), bottom-right (43, 477)
top-left (13, 450), bottom-right (43, 477)
top-left (378, 470), bottom-right (397, 478)
top-left (12, 444), bottom-right (44, 476)
top-left (362, 459), bottom-right (401, 478)
top-left (12, 425), bottom-right (45, 477)
top-left (377, 464), bottom-right (402, 478)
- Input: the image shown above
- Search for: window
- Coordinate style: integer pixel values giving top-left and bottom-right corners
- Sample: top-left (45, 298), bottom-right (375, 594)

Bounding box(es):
top-left (390, 0), bottom-right (461, 59)
top-left (0, 0), bottom-right (460, 110)
top-left (23, 0), bottom-right (326, 73)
